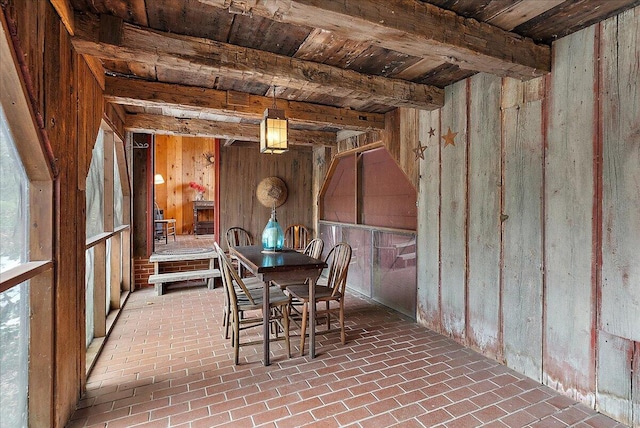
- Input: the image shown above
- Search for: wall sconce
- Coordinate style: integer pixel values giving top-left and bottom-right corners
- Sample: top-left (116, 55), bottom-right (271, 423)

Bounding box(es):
top-left (154, 174), bottom-right (165, 185)
top-left (260, 88), bottom-right (288, 154)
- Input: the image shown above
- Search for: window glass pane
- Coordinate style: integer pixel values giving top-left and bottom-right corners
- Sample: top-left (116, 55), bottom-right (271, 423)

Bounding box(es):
top-left (113, 145), bottom-right (123, 227)
top-left (85, 247), bottom-right (94, 347)
top-left (372, 231), bottom-right (417, 318)
top-left (86, 129), bottom-right (105, 238)
top-left (0, 282), bottom-right (30, 428)
top-left (0, 103), bottom-right (29, 273)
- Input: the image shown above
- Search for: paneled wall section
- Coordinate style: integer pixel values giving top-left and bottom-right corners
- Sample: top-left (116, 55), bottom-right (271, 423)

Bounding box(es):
top-left (416, 7), bottom-right (639, 425)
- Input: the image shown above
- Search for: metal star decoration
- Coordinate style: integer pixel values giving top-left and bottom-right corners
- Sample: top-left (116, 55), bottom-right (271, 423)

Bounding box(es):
top-left (413, 141), bottom-right (427, 160)
top-left (428, 127), bottom-right (436, 137)
top-left (442, 127), bottom-right (458, 147)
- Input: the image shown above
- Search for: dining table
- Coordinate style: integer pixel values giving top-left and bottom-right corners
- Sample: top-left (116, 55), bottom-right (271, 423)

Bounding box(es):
top-left (228, 245), bottom-right (326, 366)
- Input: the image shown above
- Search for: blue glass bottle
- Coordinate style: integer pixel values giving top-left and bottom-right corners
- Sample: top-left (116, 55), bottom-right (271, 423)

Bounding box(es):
top-left (261, 207), bottom-right (284, 252)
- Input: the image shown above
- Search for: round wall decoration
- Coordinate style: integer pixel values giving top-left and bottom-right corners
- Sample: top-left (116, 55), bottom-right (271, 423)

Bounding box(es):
top-left (256, 176), bottom-right (288, 208)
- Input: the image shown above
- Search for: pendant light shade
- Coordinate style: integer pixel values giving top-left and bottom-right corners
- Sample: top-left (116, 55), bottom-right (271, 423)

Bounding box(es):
top-left (260, 89), bottom-right (288, 154)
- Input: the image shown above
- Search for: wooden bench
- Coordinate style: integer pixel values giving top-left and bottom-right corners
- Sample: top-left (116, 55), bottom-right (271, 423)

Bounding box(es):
top-left (148, 249), bottom-right (221, 296)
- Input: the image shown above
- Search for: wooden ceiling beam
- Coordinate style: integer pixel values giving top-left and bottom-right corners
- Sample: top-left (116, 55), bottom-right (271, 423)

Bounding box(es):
top-left (199, 0), bottom-right (550, 79)
top-left (104, 76), bottom-right (384, 131)
top-left (125, 113), bottom-right (337, 147)
top-left (72, 13), bottom-right (443, 110)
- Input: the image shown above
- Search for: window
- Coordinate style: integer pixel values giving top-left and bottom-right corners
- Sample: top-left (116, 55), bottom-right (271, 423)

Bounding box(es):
top-left (0, 103), bottom-right (30, 428)
top-left (1, 18), bottom-right (54, 426)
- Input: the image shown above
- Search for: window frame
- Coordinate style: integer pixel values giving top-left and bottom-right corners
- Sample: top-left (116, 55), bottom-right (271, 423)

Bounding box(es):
top-left (1, 13), bottom-right (55, 427)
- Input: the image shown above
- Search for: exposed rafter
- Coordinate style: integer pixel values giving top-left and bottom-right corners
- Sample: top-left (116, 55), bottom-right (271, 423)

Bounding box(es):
top-left (104, 76), bottom-right (384, 131)
top-left (200, 0), bottom-right (551, 79)
top-left (125, 114), bottom-right (337, 146)
top-left (72, 13), bottom-right (444, 111)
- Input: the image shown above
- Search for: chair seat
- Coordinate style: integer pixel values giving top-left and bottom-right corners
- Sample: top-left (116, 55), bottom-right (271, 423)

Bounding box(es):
top-left (286, 284), bottom-right (342, 301)
top-left (237, 285), bottom-right (289, 311)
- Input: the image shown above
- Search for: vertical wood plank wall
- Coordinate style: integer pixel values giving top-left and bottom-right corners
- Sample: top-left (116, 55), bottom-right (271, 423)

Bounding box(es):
top-left (155, 135), bottom-right (216, 234)
top-left (219, 146), bottom-right (314, 250)
top-left (415, 8), bottom-right (639, 425)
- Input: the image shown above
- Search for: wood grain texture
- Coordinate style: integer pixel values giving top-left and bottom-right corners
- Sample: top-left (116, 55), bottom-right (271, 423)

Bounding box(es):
top-left (439, 81), bottom-right (467, 340)
top-left (596, 331), bottom-right (634, 426)
top-left (72, 13), bottom-right (443, 110)
top-left (416, 108), bottom-right (440, 331)
top-left (544, 25), bottom-right (596, 403)
top-left (219, 145), bottom-right (314, 252)
top-left (467, 73), bottom-right (501, 358)
top-left (105, 76), bottom-right (385, 131)
top-left (600, 6), bottom-right (640, 342)
top-left (199, 0), bottom-right (550, 79)
top-left (501, 77), bottom-right (544, 382)
top-left (126, 114), bottom-right (336, 147)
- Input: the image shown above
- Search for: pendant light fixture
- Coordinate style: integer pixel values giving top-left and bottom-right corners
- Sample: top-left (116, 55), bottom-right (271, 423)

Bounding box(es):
top-left (260, 86), bottom-right (288, 154)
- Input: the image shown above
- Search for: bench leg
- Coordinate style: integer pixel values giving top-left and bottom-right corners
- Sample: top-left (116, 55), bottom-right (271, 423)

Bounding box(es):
top-left (155, 283), bottom-right (164, 296)
top-left (207, 278), bottom-right (214, 290)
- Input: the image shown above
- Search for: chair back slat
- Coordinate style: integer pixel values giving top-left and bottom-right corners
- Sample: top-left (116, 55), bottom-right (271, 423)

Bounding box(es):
top-left (303, 238), bottom-right (324, 260)
top-left (285, 224), bottom-right (310, 251)
top-left (214, 242), bottom-right (257, 306)
top-left (226, 227), bottom-right (253, 248)
top-left (324, 242), bottom-right (352, 298)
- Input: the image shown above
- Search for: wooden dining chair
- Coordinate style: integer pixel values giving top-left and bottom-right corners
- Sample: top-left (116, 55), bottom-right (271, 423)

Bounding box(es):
top-left (284, 224), bottom-right (310, 251)
top-left (214, 243), bottom-right (290, 364)
top-left (225, 227), bottom-right (253, 248)
top-left (274, 238), bottom-right (324, 290)
top-left (286, 242), bottom-right (352, 356)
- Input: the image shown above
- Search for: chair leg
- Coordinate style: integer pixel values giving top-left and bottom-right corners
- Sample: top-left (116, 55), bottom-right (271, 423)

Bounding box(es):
top-left (299, 301), bottom-right (308, 357)
top-left (326, 301), bottom-right (330, 329)
top-left (283, 304), bottom-right (290, 358)
top-left (233, 313), bottom-right (240, 365)
top-left (339, 300), bottom-right (346, 345)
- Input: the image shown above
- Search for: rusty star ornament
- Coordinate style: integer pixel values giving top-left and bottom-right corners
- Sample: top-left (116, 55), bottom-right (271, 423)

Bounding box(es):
top-left (428, 127), bottom-right (436, 137)
top-left (413, 141), bottom-right (428, 160)
top-left (442, 127), bottom-right (458, 147)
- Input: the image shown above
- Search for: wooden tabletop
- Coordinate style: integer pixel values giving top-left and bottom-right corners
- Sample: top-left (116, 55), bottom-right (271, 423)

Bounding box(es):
top-left (230, 245), bottom-right (326, 274)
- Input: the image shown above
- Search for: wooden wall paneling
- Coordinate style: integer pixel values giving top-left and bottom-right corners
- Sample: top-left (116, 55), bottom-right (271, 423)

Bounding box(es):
top-left (103, 129), bottom-right (114, 231)
top-left (439, 80), bottom-right (467, 340)
top-left (29, 270), bottom-right (54, 427)
top-left (219, 146), bottom-right (314, 251)
top-left (110, 234), bottom-right (121, 310)
top-left (399, 108), bottom-right (420, 189)
top-left (154, 134), bottom-right (168, 220)
top-left (600, 7), bottom-right (640, 343)
top-left (467, 73), bottom-right (501, 358)
top-left (416, 108), bottom-right (441, 331)
top-left (544, 26), bottom-right (597, 402)
top-left (181, 136), bottom-right (197, 233)
top-left (312, 145), bottom-right (333, 235)
top-left (501, 76), bottom-right (545, 382)
top-left (132, 137), bottom-right (150, 257)
top-left (78, 59), bottom-right (104, 186)
top-left (42, 3), bottom-right (83, 424)
top-left (596, 330), bottom-right (634, 425)
top-left (93, 242), bottom-right (107, 337)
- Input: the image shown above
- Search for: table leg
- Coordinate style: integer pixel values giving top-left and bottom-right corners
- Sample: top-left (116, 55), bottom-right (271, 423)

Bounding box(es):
top-left (309, 276), bottom-right (316, 359)
top-left (263, 280), bottom-right (270, 366)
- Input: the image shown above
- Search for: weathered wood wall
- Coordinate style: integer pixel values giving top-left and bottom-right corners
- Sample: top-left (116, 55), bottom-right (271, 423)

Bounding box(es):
top-left (219, 146), bottom-right (314, 250)
top-left (416, 7), bottom-right (639, 425)
top-left (4, 1), bottom-right (118, 425)
top-left (155, 135), bottom-right (216, 234)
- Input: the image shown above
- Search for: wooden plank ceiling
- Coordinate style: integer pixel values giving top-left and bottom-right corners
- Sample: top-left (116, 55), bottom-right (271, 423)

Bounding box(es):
top-left (67, 0), bottom-right (639, 146)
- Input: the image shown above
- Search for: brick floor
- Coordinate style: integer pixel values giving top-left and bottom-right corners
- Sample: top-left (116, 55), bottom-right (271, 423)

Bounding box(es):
top-left (68, 284), bottom-right (626, 428)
